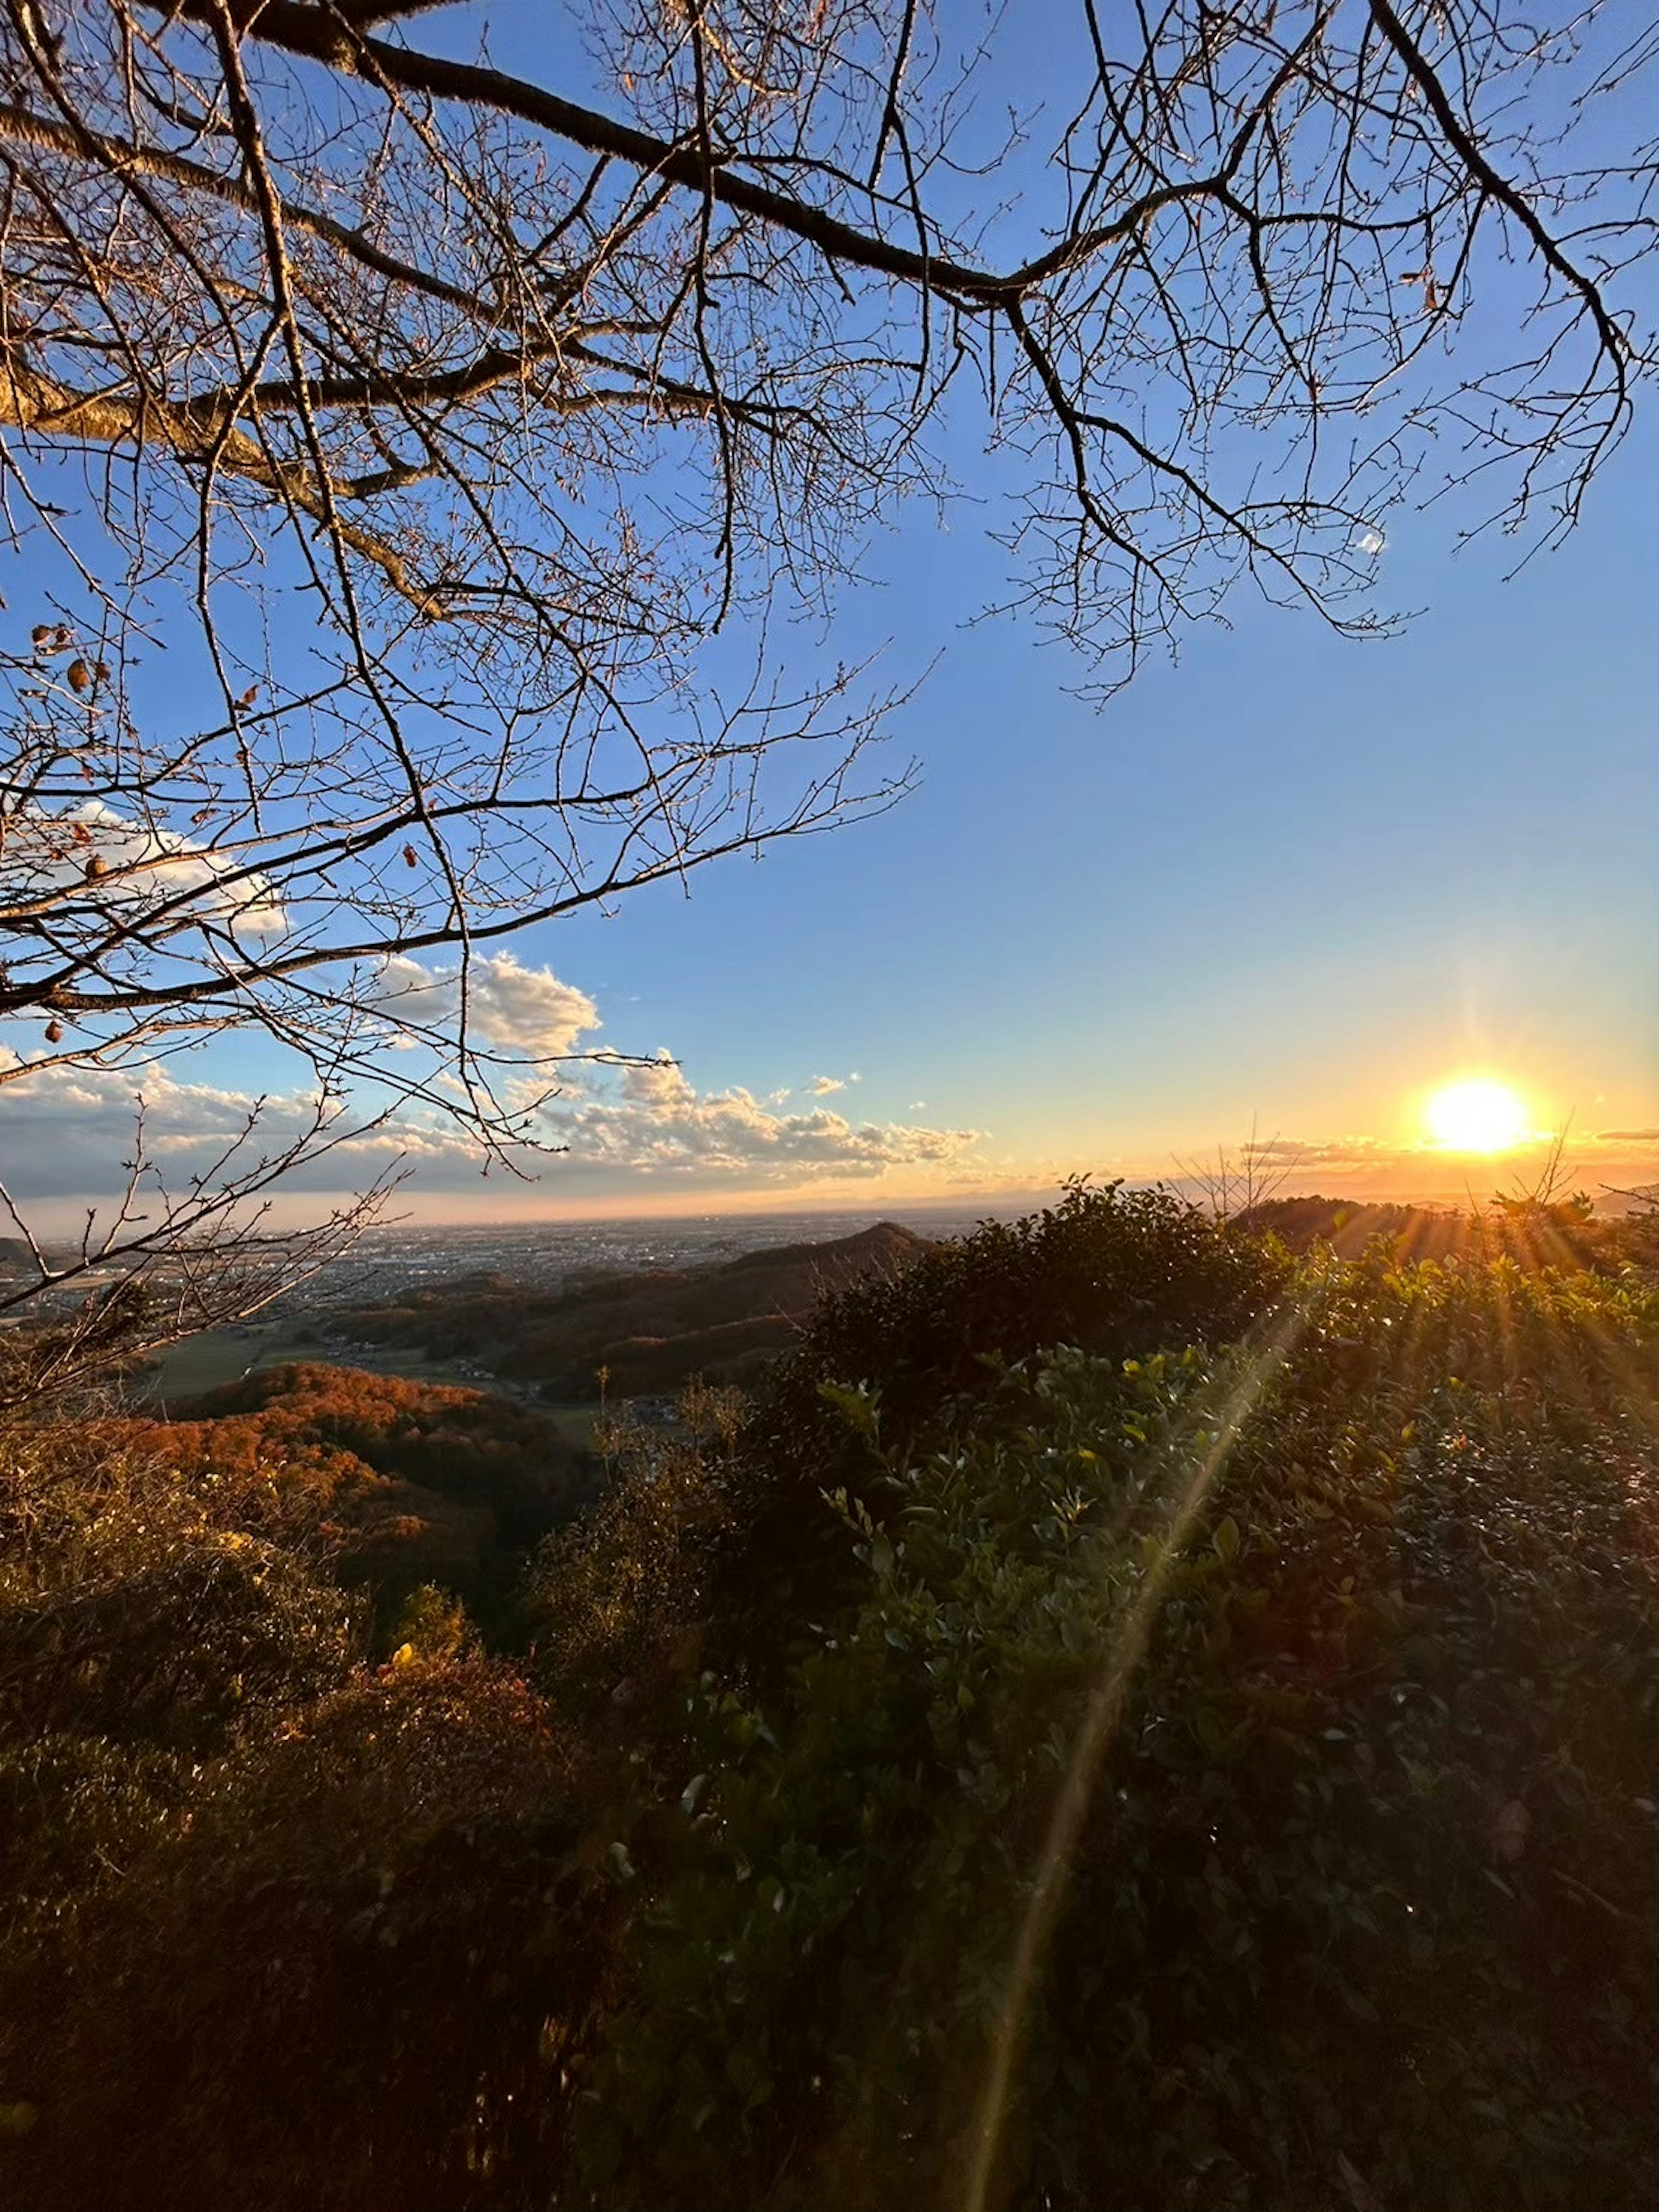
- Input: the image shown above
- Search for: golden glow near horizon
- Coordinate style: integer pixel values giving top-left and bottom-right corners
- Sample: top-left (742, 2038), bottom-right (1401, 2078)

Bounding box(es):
top-left (1424, 1076), bottom-right (1531, 1154)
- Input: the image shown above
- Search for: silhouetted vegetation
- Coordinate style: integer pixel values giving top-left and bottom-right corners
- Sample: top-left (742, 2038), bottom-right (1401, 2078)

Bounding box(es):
top-left (576, 1249), bottom-right (1658, 2210)
top-left (1237, 1190), bottom-right (1652, 1269)
top-left (706, 1183), bottom-right (1291, 1680)
top-left (2, 1190), bottom-right (1655, 2210)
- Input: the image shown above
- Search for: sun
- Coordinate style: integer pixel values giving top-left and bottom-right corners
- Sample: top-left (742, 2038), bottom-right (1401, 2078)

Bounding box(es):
top-left (1424, 1077), bottom-right (1530, 1154)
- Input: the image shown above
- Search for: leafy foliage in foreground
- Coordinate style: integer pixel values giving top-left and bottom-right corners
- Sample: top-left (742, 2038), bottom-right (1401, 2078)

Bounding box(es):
top-left (562, 1253), bottom-right (1659, 2209)
top-left (0, 1419), bottom-right (616, 2212)
top-left (713, 1181), bottom-right (1290, 1676)
top-left (1, 1194), bottom-right (1655, 2211)
top-left (760, 1181), bottom-right (1289, 1459)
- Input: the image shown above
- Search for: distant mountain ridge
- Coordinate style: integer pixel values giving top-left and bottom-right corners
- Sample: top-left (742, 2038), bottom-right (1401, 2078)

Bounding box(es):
top-left (331, 1219), bottom-right (935, 1399)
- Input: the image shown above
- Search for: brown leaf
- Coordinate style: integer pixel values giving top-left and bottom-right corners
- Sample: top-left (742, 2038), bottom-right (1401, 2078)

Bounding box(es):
top-left (83, 854), bottom-right (106, 879)
top-left (1491, 1800), bottom-right (1530, 1863)
top-left (67, 658), bottom-right (92, 692)
top-left (44, 1020), bottom-right (64, 1044)
top-left (403, 842), bottom-right (419, 868)
top-left (239, 685), bottom-right (259, 708)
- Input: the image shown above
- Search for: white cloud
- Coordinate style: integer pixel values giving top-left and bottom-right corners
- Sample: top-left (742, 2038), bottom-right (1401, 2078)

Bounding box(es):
top-left (531, 1077), bottom-right (983, 1185)
top-left (808, 1074), bottom-right (846, 1096)
top-left (0, 1058), bottom-right (318, 1200)
top-left (7, 800), bottom-right (285, 936)
top-left (375, 952), bottom-right (598, 1059)
top-left (616, 1051), bottom-right (696, 1107)
top-left (0, 969), bottom-right (986, 1206)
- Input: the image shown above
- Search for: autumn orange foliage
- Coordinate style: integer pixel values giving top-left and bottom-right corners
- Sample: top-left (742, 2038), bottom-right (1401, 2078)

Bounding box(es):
top-left (114, 1363), bottom-right (585, 1623)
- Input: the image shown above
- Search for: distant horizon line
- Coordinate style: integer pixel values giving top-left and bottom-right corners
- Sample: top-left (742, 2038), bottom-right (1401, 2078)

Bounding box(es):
top-left (352, 1177), bottom-right (1654, 1232)
top-left (20, 1163), bottom-right (1656, 1242)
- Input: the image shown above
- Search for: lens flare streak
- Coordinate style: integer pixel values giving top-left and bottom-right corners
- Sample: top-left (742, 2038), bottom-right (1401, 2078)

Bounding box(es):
top-left (960, 1300), bottom-right (1313, 2212)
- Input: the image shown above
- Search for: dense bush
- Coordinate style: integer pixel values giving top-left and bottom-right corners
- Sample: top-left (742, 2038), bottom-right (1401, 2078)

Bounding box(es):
top-left (0, 1413), bottom-right (624, 2212)
top-left (1236, 1188), bottom-right (1653, 1269)
top-left (0, 1414), bottom-right (343, 1794)
top-left (3, 1211), bottom-right (1655, 2212)
top-left (709, 1180), bottom-right (1290, 1674)
top-left (758, 1181), bottom-right (1287, 1454)
top-left (0, 1420), bottom-right (357, 1910)
top-left (530, 1387), bottom-right (744, 1726)
top-left (3, 1658), bottom-right (617, 2212)
top-left (559, 1254), bottom-right (1659, 2210)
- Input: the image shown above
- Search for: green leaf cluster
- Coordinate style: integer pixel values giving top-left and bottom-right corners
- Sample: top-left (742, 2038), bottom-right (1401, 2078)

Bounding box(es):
top-left (564, 1254), bottom-right (1659, 2210)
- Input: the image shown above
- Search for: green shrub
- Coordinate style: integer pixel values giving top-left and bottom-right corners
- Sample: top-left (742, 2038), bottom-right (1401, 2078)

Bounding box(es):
top-left (530, 1403), bottom-right (737, 1727)
top-left (708, 1179), bottom-right (1290, 1678)
top-left (757, 1180), bottom-right (1287, 1458)
top-left (567, 1255), bottom-right (1659, 2210)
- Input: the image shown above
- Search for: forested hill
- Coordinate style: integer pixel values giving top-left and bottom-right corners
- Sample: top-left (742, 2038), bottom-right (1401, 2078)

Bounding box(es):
top-left (330, 1220), bottom-right (935, 1398)
top-left (113, 1364), bottom-right (588, 1634)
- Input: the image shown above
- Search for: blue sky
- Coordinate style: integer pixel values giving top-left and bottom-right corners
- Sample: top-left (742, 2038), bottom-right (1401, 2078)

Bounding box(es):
top-left (512, 402), bottom-right (1657, 1205)
top-left (4, 4), bottom-right (1655, 1225)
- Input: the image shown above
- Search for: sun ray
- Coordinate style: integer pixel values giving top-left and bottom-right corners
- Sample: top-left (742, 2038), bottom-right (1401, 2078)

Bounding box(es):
top-left (960, 1298), bottom-right (1313, 2212)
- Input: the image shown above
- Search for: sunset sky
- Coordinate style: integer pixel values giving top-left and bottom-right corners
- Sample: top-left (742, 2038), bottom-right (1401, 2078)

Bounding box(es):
top-left (3, 10), bottom-right (1655, 1231)
top-left (12, 415), bottom-right (1654, 1229)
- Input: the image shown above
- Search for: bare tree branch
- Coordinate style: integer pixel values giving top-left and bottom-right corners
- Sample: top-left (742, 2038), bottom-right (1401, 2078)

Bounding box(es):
top-left (0, 0), bottom-right (1650, 1366)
